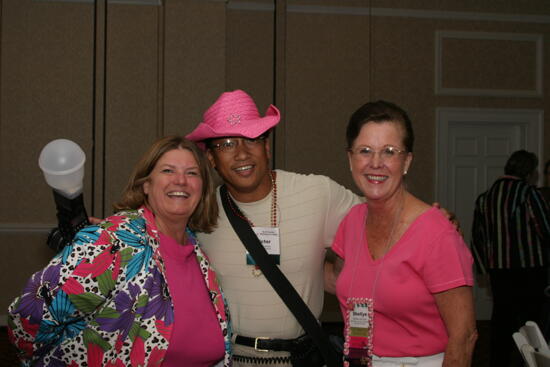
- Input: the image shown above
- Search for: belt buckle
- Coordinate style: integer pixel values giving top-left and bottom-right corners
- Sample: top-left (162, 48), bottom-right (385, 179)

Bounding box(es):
top-left (254, 336), bottom-right (270, 352)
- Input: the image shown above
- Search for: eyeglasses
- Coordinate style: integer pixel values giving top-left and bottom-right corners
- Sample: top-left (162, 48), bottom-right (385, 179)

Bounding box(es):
top-left (209, 136), bottom-right (267, 153)
top-left (348, 145), bottom-right (407, 161)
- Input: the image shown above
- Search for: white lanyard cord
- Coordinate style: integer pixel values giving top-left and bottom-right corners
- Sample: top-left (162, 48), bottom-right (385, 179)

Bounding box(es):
top-left (347, 193), bottom-right (404, 301)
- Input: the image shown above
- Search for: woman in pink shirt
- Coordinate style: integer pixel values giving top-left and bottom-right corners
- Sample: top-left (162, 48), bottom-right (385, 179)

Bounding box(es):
top-left (325, 101), bottom-right (477, 367)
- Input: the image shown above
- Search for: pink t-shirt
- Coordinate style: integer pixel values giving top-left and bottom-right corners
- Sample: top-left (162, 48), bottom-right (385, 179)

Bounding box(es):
top-left (332, 204), bottom-right (474, 357)
top-left (158, 233), bottom-right (225, 367)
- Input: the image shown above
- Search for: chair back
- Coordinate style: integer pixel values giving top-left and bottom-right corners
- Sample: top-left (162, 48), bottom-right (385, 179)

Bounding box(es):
top-left (521, 321), bottom-right (550, 352)
top-left (514, 332), bottom-right (537, 367)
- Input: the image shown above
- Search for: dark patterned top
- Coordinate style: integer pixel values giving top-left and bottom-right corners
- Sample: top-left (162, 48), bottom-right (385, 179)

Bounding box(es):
top-left (7, 206), bottom-right (232, 366)
top-left (472, 176), bottom-right (550, 271)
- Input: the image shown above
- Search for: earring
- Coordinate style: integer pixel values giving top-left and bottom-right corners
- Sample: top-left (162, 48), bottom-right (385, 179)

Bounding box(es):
top-left (403, 170), bottom-right (408, 175)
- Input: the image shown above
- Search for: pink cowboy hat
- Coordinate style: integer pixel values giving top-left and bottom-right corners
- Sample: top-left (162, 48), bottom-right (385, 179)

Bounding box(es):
top-left (186, 90), bottom-right (280, 149)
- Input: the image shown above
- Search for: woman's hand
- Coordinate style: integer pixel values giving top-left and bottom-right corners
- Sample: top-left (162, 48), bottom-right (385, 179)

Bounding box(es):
top-left (434, 286), bottom-right (478, 367)
top-left (88, 216), bottom-right (103, 225)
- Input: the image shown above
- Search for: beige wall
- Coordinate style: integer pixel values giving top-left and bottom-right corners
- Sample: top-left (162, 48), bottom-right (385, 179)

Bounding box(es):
top-left (1, 0), bottom-right (549, 323)
top-left (0, 0), bottom-right (228, 321)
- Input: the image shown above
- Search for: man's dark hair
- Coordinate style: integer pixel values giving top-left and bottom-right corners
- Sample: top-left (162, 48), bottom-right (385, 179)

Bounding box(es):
top-left (504, 150), bottom-right (538, 180)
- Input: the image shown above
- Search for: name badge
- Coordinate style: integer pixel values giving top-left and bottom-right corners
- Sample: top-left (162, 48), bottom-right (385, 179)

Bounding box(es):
top-left (349, 303), bottom-right (372, 338)
top-left (246, 227), bottom-right (280, 265)
top-left (344, 298), bottom-right (374, 366)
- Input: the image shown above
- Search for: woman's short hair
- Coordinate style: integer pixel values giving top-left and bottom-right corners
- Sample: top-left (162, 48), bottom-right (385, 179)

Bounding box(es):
top-left (114, 136), bottom-right (218, 233)
top-left (346, 100), bottom-right (414, 152)
top-left (504, 150), bottom-right (538, 180)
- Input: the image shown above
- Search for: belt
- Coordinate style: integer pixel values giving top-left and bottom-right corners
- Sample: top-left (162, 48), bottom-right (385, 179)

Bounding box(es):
top-left (234, 334), bottom-right (310, 353)
top-left (233, 355), bottom-right (292, 364)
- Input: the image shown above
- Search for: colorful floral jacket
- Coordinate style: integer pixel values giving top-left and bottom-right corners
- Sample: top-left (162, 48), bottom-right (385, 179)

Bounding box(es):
top-left (8, 207), bottom-right (232, 366)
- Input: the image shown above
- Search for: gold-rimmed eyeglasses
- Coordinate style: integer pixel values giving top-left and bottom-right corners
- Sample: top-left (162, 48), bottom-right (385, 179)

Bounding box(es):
top-left (348, 145), bottom-right (408, 161)
top-left (209, 136), bottom-right (267, 153)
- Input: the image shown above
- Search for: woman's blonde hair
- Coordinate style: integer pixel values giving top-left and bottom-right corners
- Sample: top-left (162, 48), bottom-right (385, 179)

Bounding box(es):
top-left (114, 136), bottom-right (218, 233)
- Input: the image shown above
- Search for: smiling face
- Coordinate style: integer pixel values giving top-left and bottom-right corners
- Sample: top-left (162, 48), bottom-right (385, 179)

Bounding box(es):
top-left (143, 148), bottom-right (203, 229)
top-left (207, 136), bottom-right (272, 202)
top-left (348, 121), bottom-right (412, 204)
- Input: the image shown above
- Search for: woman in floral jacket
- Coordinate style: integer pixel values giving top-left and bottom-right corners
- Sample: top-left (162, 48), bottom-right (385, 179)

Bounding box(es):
top-left (8, 136), bottom-right (232, 366)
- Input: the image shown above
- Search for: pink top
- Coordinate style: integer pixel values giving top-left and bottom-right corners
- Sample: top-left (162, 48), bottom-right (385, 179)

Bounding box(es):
top-left (158, 233), bottom-right (225, 366)
top-left (332, 204), bottom-right (474, 357)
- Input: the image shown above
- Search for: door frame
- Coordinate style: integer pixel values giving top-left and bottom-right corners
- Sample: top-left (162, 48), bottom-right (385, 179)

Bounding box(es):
top-left (435, 107), bottom-right (543, 319)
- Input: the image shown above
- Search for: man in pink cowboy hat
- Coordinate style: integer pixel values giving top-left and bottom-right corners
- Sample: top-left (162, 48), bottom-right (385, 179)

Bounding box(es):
top-left (187, 89), bottom-right (362, 366)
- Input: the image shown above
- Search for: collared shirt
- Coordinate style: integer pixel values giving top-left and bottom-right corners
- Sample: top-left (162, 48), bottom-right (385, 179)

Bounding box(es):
top-left (472, 176), bottom-right (550, 271)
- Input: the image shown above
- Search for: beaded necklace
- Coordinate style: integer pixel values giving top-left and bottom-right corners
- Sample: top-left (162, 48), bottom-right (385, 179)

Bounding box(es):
top-left (225, 171), bottom-right (278, 277)
top-left (225, 170), bottom-right (278, 227)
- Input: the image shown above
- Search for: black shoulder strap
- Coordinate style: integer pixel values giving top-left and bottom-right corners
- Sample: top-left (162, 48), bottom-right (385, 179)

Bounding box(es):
top-left (219, 185), bottom-right (339, 367)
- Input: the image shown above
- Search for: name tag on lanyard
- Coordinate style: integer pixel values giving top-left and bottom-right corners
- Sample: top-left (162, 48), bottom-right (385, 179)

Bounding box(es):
top-left (344, 298), bottom-right (374, 366)
top-left (246, 227), bottom-right (281, 265)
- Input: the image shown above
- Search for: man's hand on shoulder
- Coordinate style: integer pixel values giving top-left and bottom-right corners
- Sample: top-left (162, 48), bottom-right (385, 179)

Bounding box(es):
top-left (432, 202), bottom-right (463, 236)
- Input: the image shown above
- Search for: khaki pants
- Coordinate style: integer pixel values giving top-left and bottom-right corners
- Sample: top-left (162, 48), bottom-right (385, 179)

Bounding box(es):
top-left (372, 352), bottom-right (444, 367)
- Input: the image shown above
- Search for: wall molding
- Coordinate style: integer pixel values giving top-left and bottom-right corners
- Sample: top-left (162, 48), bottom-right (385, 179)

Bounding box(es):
top-left (435, 31), bottom-right (543, 97)
top-left (0, 223), bottom-right (54, 234)
top-left (371, 7), bottom-right (550, 24)
top-left (229, 2), bottom-right (550, 24)
top-left (34, 0), bottom-right (163, 4)
top-left (109, 0), bottom-right (162, 4)
top-left (228, 1), bottom-right (274, 11)
top-left (32, 0), bottom-right (550, 23)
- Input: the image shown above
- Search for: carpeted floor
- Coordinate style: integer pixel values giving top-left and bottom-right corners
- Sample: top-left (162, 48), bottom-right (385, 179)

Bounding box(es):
top-left (473, 320), bottom-right (491, 366)
top-left (1, 322), bottom-right (490, 366)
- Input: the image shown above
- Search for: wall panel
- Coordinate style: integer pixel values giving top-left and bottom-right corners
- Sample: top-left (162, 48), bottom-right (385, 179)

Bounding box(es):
top-left (0, 0), bottom-right (94, 313)
top-left (163, 0), bottom-right (227, 136)
top-left (436, 31), bottom-right (541, 97)
top-left (226, 3), bottom-right (274, 116)
top-left (0, 0), bottom-right (94, 224)
top-left (103, 5), bottom-right (161, 213)
top-left (284, 8), bottom-right (371, 192)
top-left (0, 234), bottom-right (54, 313)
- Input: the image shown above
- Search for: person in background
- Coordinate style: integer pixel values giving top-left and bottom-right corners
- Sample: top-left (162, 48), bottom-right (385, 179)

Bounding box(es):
top-left (540, 159), bottom-right (550, 339)
top-left (8, 136), bottom-right (232, 366)
top-left (325, 100), bottom-right (477, 367)
top-left (472, 150), bottom-right (550, 367)
top-left (540, 159), bottom-right (550, 204)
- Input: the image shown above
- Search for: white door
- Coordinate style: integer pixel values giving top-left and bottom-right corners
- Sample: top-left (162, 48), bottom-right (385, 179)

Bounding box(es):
top-left (436, 108), bottom-right (543, 320)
